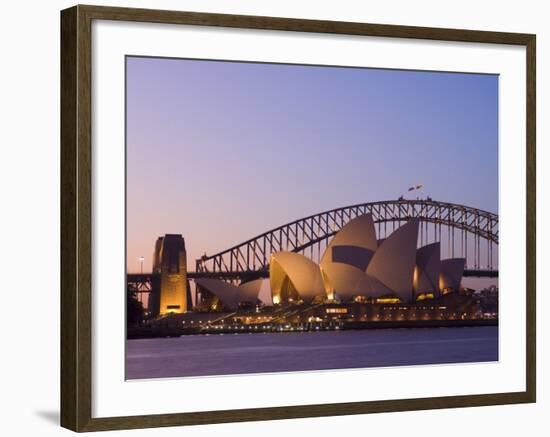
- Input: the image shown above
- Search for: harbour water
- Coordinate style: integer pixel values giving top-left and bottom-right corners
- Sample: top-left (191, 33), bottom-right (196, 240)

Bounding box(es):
top-left (126, 326), bottom-right (498, 380)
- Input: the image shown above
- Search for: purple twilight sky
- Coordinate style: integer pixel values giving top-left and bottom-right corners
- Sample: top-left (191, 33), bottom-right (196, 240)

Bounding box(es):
top-left (126, 56), bottom-right (498, 289)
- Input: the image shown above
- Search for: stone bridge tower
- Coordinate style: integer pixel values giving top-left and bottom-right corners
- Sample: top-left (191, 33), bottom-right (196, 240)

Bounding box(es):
top-left (150, 234), bottom-right (188, 316)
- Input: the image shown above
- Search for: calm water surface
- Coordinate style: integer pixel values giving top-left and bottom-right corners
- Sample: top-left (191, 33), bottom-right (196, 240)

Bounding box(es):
top-left (126, 326), bottom-right (498, 379)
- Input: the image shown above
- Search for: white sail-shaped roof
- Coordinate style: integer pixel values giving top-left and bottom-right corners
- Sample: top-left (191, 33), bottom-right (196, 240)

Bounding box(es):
top-left (195, 278), bottom-right (241, 310)
top-left (270, 252), bottom-right (326, 304)
top-left (196, 277), bottom-right (264, 310)
top-left (440, 258), bottom-right (466, 291)
top-left (250, 279), bottom-right (272, 306)
top-left (321, 262), bottom-right (390, 301)
top-left (238, 278), bottom-right (263, 304)
top-left (320, 214), bottom-right (378, 270)
top-left (366, 219), bottom-right (419, 302)
top-left (414, 242), bottom-right (441, 296)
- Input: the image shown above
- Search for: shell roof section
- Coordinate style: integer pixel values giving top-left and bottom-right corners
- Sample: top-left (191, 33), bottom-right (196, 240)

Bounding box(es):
top-left (321, 262), bottom-right (390, 300)
top-left (320, 214), bottom-right (377, 269)
top-left (366, 219), bottom-right (419, 302)
top-left (440, 258), bottom-right (466, 290)
top-left (414, 242), bottom-right (441, 296)
top-left (196, 277), bottom-right (266, 310)
top-left (270, 252), bottom-right (326, 302)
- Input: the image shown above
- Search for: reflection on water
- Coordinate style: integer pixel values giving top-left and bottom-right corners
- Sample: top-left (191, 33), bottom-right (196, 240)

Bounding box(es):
top-left (126, 326), bottom-right (498, 380)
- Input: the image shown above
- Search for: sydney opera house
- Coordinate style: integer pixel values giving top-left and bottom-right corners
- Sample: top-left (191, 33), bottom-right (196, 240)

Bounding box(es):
top-left (192, 214), bottom-right (466, 311)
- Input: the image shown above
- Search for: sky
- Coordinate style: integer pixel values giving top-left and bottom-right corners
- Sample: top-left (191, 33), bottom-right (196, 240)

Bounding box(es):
top-left (126, 56), bottom-right (498, 290)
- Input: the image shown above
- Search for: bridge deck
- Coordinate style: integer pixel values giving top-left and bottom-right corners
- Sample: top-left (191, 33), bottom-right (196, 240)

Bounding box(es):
top-left (128, 268), bottom-right (498, 283)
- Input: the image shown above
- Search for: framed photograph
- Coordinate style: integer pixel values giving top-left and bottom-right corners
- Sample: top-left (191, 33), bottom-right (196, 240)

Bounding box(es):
top-left (60, 4), bottom-right (536, 432)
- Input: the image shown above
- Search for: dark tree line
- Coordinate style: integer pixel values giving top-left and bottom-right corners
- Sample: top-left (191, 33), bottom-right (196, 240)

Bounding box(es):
top-left (127, 287), bottom-right (144, 327)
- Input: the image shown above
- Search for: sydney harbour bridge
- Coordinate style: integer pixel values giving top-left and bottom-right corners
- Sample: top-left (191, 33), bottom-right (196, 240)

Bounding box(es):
top-left (127, 199), bottom-right (498, 294)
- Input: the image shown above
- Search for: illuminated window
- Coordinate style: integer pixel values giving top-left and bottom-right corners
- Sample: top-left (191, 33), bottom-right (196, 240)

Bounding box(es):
top-left (326, 308), bottom-right (348, 314)
top-left (416, 292), bottom-right (435, 302)
top-left (376, 297), bottom-right (401, 304)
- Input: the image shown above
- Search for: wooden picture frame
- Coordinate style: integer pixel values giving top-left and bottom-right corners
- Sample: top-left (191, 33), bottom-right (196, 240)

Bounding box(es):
top-left (61, 4), bottom-right (536, 432)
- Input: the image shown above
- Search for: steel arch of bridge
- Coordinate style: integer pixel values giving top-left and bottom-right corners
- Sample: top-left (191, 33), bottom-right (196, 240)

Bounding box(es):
top-left (196, 199), bottom-right (498, 278)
